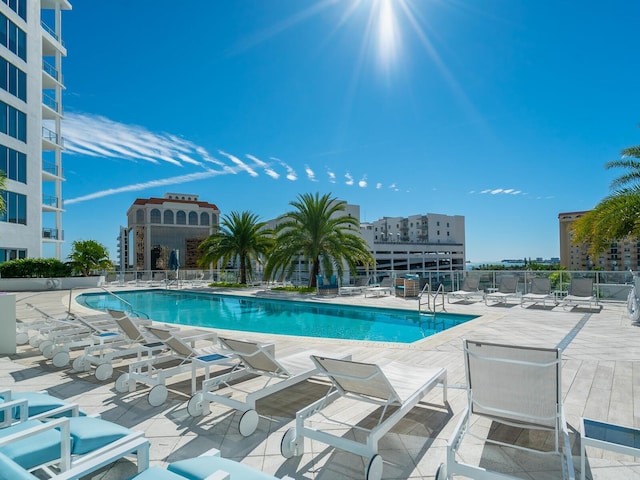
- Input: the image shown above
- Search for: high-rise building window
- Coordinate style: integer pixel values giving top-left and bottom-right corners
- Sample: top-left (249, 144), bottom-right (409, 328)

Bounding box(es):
top-left (150, 208), bottom-right (161, 224)
top-left (0, 145), bottom-right (25, 182)
top-left (176, 211), bottom-right (186, 225)
top-left (0, 56), bottom-right (25, 101)
top-left (0, 100), bottom-right (25, 142)
top-left (0, 190), bottom-right (26, 224)
top-left (0, 13), bottom-right (26, 61)
top-left (1, 0), bottom-right (27, 21)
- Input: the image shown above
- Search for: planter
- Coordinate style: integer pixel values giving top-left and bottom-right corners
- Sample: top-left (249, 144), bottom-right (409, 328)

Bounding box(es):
top-left (0, 277), bottom-right (100, 292)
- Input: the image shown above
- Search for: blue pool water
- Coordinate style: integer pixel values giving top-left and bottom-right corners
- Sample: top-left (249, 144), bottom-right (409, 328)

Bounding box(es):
top-left (77, 290), bottom-right (477, 344)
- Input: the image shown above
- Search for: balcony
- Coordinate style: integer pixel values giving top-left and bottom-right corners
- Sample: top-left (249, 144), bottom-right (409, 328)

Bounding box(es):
top-left (42, 59), bottom-right (59, 82)
top-left (42, 194), bottom-right (61, 209)
top-left (42, 160), bottom-right (62, 178)
top-left (42, 126), bottom-right (63, 147)
top-left (42, 227), bottom-right (63, 240)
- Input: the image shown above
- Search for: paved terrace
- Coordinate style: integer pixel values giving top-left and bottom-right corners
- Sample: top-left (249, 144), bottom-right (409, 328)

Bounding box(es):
top-left (3, 286), bottom-right (640, 479)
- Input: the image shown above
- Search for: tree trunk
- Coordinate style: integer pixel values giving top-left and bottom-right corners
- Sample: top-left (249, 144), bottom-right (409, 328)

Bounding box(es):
top-left (240, 253), bottom-right (247, 284)
top-left (309, 258), bottom-right (320, 288)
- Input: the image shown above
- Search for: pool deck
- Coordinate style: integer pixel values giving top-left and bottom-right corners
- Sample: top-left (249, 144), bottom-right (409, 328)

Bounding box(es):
top-left (4, 286), bottom-right (640, 479)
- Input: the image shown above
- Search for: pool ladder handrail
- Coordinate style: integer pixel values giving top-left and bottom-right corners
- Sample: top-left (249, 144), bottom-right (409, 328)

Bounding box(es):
top-left (98, 286), bottom-right (150, 319)
top-left (418, 283), bottom-right (447, 314)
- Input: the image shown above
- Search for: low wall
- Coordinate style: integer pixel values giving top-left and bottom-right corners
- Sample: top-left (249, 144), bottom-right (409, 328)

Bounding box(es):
top-left (0, 277), bottom-right (100, 292)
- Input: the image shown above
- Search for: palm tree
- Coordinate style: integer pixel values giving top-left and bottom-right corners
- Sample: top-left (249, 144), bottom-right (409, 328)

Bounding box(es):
top-left (198, 211), bottom-right (272, 285)
top-left (67, 240), bottom-right (113, 276)
top-left (264, 192), bottom-right (375, 288)
top-left (572, 142), bottom-right (640, 256)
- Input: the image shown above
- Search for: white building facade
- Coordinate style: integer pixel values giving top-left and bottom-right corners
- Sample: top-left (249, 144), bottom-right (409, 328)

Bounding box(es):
top-left (0, 0), bottom-right (70, 262)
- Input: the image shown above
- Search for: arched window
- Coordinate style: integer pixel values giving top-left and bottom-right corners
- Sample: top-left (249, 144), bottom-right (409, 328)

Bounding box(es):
top-left (150, 209), bottom-right (161, 224)
top-left (136, 209), bottom-right (145, 223)
top-left (200, 212), bottom-right (210, 226)
top-left (211, 214), bottom-right (218, 226)
top-left (164, 210), bottom-right (174, 224)
top-left (188, 211), bottom-right (198, 225)
top-left (176, 210), bottom-right (186, 225)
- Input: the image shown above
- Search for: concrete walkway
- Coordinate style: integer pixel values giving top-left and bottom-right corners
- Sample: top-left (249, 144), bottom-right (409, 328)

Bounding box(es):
top-left (3, 287), bottom-right (640, 479)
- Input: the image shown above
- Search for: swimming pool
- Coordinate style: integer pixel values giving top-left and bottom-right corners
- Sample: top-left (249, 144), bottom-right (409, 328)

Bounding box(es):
top-left (76, 290), bottom-right (477, 344)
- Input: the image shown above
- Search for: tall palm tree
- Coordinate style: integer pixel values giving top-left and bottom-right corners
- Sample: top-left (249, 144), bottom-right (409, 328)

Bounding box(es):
top-left (264, 192), bottom-right (375, 288)
top-left (572, 142), bottom-right (640, 256)
top-left (198, 211), bottom-right (272, 285)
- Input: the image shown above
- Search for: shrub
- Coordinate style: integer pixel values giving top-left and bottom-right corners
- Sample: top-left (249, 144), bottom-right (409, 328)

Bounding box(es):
top-left (0, 258), bottom-right (73, 278)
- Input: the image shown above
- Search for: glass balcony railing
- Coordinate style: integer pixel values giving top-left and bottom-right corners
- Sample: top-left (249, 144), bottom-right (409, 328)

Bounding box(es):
top-left (42, 160), bottom-right (61, 177)
top-left (42, 126), bottom-right (63, 146)
top-left (42, 195), bottom-right (60, 208)
top-left (41, 20), bottom-right (60, 43)
top-left (42, 60), bottom-right (58, 81)
top-left (43, 92), bottom-right (58, 112)
top-left (42, 228), bottom-right (63, 240)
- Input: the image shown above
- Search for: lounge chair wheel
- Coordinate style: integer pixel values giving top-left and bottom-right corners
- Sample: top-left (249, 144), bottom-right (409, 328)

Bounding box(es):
top-left (52, 350), bottom-right (70, 367)
top-left (239, 409), bottom-right (259, 437)
top-left (115, 373), bottom-right (133, 393)
top-left (16, 332), bottom-right (28, 345)
top-left (72, 355), bottom-right (91, 372)
top-left (95, 362), bottom-right (114, 381)
top-left (187, 393), bottom-right (206, 417)
top-left (366, 454), bottom-right (383, 480)
top-left (280, 427), bottom-right (302, 458)
top-left (148, 385), bottom-right (168, 406)
top-left (39, 340), bottom-right (54, 356)
top-left (29, 334), bottom-right (44, 348)
top-left (435, 463), bottom-right (447, 480)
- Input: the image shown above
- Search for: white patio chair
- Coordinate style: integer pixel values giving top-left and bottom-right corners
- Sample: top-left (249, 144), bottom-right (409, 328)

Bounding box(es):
top-left (187, 338), bottom-right (351, 436)
top-left (561, 278), bottom-right (597, 310)
top-left (436, 340), bottom-right (575, 480)
top-left (280, 355), bottom-right (447, 480)
top-left (521, 277), bottom-right (555, 308)
top-left (447, 276), bottom-right (482, 303)
top-left (485, 275), bottom-right (521, 305)
top-left (114, 325), bottom-right (227, 406)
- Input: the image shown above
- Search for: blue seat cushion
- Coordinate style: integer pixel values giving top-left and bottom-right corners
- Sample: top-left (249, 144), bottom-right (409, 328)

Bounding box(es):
top-left (169, 455), bottom-right (278, 480)
top-left (0, 419), bottom-right (62, 470)
top-left (130, 466), bottom-right (186, 480)
top-left (11, 392), bottom-right (71, 418)
top-left (0, 452), bottom-right (38, 480)
top-left (68, 416), bottom-right (133, 455)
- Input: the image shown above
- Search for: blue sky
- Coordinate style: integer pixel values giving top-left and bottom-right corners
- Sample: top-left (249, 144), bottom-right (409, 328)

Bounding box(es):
top-left (57, 0), bottom-right (640, 263)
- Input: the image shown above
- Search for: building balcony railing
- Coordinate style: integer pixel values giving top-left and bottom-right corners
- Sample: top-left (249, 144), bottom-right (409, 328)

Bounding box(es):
top-left (42, 126), bottom-right (63, 146)
top-left (43, 92), bottom-right (58, 113)
top-left (42, 228), bottom-right (63, 240)
top-left (42, 59), bottom-right (59, 82)
top-left (42, 195), bottom-right (61, 208)
top-left (41, 20), bottom-right (64, 45)
top-left (42, 160), bottom-right (61, 177)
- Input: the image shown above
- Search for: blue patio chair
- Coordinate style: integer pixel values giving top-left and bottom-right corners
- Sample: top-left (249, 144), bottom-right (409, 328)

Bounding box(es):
top-left (0, 389), bottom-right (82, 428)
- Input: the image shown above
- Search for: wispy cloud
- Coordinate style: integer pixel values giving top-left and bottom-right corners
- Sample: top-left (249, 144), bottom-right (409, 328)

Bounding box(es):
top-left (327, 168), bottom-right (336, 183)
top-left (218, 150), bottom-right (258, 177)
top-left (358, 175), bottom-right (367, 188)
top-left (376, 183), bottom-right (382, 189)
top-left (478, 187), bottom-right (524, 195)
top-left (305, 165), bottom-right (317, 181)
top-left (272, 157), bottom-right (298, 181)
top-left (345, 173), bottom-right (354, 186)
top-left (246, 154), bottom-right (279, 179)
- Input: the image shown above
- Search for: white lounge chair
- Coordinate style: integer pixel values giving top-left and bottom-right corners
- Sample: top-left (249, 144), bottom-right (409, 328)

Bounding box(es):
top-left (364, 277), bottom-right (394, 297)
top-left (521, 277), bottom-right (555, 308)
top-left (561, 278), bottom-right (597, 310)
top-left (0, 414), bottom-right (148, 480)
top-left (436, 340), bottom-right (575, 480)
top-left (0, 389), bottom-right (81, 428)
top-left (447, 276), bottom-right (482, 303)
top-left (187, 338), bottom-right (351, 436)
top-left (485, 275), bottom-right (521, 305)
top-left (114, 325), bottom-right (227, 406)
top-left (280, 355), bottom-right (447, 480)
top-left (339, 276), bottom-right (371, 296)
top-left (130, 447), bottom-right (293, 480)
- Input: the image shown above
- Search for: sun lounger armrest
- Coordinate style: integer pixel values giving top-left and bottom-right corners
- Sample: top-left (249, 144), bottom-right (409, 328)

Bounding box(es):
top-left (0, 398), bottom-right (28, 426)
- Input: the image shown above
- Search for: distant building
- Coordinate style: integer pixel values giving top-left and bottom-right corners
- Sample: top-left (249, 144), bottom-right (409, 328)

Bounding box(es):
top-left (558, 210), bottom-right (640, 271)
top-left (0, 0), bottom-right (71, 263)
top-left (120, 193), bottom-right (219, 271)
top-left (360, 213), bottom-right (466, 273)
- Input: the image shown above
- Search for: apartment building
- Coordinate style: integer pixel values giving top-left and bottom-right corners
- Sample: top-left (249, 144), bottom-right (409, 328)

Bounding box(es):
top-left (0, 0), bottom-right (69, 262)
top-left (360, 213), bottom-right (466, 272)
top-left (558, 210), bottom-right (640, 271)
top-left (120, 193), bottom-right (220, 271)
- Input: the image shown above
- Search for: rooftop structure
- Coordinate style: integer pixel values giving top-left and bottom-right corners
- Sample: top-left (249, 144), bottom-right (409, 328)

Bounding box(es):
top-left (559, 210), bottom-right (640, 271)
top-left (120, 193), bottom-right (220, 271)
top-left (0, 0), bottom-right (71, 262)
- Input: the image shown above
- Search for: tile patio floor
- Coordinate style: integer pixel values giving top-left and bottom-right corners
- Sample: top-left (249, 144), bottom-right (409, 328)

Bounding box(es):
top-left (3, 286), bottom-right (640, 479)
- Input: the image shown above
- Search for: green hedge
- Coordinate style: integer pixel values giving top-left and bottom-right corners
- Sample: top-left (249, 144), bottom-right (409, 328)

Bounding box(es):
top-left (0, 258), bottom-right (73, 278)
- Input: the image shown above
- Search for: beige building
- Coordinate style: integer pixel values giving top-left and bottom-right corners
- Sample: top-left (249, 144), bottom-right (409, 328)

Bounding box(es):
top-left (559, 210), bottom-right (640, 271)
top-left (120, 193), bottom-right (219, 271)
